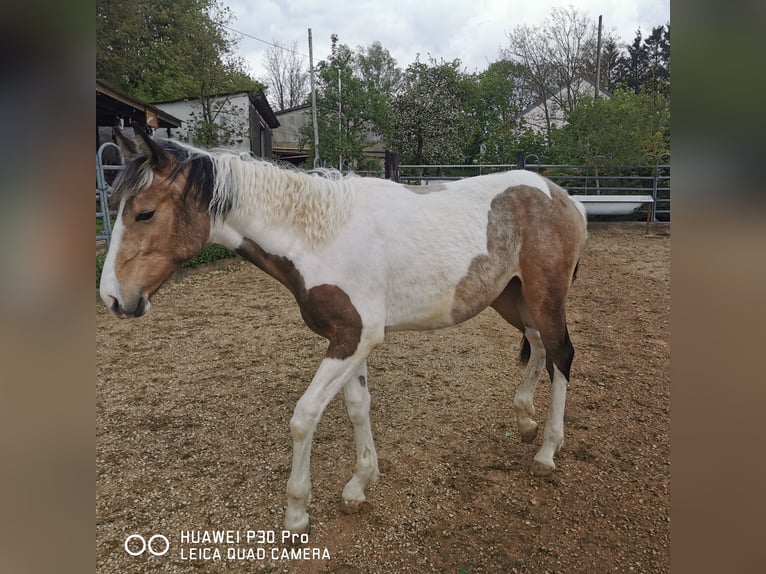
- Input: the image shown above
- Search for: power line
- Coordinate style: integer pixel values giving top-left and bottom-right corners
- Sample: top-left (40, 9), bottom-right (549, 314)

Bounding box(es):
top-left (222, 24), bottom-right (309, 59)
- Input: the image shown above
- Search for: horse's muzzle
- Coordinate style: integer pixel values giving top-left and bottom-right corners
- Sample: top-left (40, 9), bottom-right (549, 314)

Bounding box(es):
top-left (107, 295), bottom-right (149, 318)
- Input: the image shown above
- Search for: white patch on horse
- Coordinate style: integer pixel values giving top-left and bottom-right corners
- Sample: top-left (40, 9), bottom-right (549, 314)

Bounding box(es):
top-left (99, 200), bottom-right (126, 311)
top-left (531, 364), bottom-right (568, 476)
top-left (514, 327), bottom-right (545, 443)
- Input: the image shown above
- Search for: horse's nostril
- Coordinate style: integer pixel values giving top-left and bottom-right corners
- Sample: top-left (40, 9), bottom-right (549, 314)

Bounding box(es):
top-left (134, 297), bottom-right (146, 317)
top-left (110, 297), bottom-right (120, 314)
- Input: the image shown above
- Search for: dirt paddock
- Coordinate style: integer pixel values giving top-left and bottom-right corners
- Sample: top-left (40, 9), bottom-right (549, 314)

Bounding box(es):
top-left (97, 222), bottom-right (670, 573)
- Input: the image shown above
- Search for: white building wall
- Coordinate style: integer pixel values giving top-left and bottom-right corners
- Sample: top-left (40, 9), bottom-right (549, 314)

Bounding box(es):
top-left (154, 93), bottom-right (251, 152)
top-left (518, 80), bottom-right (610, 136)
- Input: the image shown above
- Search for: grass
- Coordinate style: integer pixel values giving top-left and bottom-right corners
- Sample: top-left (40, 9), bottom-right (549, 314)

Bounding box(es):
top-left (96, 244), bottom-right (237, 287)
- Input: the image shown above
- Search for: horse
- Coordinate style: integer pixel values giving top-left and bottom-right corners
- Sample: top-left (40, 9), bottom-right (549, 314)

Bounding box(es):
top-left (99, 127), bottom-right (588, 533)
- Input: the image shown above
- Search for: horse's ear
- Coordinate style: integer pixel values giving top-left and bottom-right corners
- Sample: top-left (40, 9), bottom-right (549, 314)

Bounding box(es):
top-left (132, 124), bottom-right (169, 169)
top-left (114, 127), bottom-right (138, 158)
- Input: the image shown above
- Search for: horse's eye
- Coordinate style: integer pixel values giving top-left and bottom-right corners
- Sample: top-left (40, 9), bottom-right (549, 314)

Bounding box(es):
top-left (136, 210), bottom-right (155, 222)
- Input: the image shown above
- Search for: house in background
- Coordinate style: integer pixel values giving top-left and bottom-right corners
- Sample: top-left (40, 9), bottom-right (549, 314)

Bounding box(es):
top-left (154, 90), bottom-right (279, 158)
top-left (272, 104), bottom-right (311, 165)
top-left (271, 104), bottom-right (387, 169)
top-left (516, 79), bottom-right (611, 135)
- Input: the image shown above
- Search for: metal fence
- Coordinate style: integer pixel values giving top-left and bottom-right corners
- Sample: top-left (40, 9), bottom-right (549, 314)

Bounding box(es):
top-left (395, 153), bottom-right (670, 222)
top-left (96, 142), bottom-right (125, 248)
top-left (97, 151), bottom-right (671, 246)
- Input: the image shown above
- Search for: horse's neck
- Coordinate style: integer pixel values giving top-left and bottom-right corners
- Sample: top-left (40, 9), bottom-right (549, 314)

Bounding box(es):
top-left (209, 161), bottom-right (345, 256)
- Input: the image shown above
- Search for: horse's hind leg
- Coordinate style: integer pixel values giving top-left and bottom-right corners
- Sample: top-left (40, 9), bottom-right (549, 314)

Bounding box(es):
top-left (491, 281), bottom-right (545, 444)
top-left (515, 328), bottom-right (546, 443)
top-left (524, 288), bottom-right (575, 477)
top-left (340, 360), bottom-right (380, 514)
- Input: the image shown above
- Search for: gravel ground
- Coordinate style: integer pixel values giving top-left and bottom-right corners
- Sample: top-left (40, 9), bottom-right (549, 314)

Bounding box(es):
top-left (97, 222), bottom-right (670, 573)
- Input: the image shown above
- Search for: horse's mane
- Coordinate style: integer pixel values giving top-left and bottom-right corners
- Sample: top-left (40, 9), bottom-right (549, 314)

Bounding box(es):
top-left (112, 138), bottom-right (356, 246)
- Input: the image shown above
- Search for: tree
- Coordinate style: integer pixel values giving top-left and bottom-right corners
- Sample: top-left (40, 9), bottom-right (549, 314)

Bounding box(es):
top-left (548, 88), bottom-right (670, 166)
top-left (97, 0), bottom-right (262, 145)
top-left (503, 6), bottom-right (602, 139)
top-left (352, 41), bottom-right (401, 143)
top-left (388, 56), bottom-right (476, 166)
top-left (301, 36), bottom-right (394, 170)
top-left (597, 38), bottom-right (623, 93)
top-left (616, 29), bottom-right (649, 94)
top-left (354, 41), bottom-right (402, 96)
top-left (262, 39), bottom-right (310, 111)
top-left (643, 25), bottom-right (671, 100)
top-left (467, 60), bottom-right (532, 163)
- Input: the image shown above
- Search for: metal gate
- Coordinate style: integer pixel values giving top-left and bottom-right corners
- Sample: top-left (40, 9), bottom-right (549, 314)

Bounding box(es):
top-left (96, 142), bottom-right (125, 248)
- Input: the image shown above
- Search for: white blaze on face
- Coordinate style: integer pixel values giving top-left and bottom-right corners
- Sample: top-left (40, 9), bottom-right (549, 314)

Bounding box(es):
top-left (99, 200), bottom-right (125, 312)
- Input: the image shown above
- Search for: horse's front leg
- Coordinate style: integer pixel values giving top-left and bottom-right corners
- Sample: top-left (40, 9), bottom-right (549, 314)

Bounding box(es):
top-left (284, 329), bottom-right (380, 533)
top-left (340, 360), bottom-right (379, 514)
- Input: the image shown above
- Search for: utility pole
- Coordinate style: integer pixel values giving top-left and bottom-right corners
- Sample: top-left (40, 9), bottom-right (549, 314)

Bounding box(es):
top-left (338, 63), bottom-right (342, 171)
top-left (595, 15), bottom-right (603, 98)
top-left (308, 28), bottom-right (320, 168)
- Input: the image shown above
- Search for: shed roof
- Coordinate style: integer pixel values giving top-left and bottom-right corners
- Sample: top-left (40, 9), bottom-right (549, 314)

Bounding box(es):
top-left (96, 79), bottom-right (182, 129)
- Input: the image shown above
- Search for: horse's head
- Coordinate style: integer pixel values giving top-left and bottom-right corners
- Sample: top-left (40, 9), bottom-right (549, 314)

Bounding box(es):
top-left (99, 128), bottom-right (211, 318)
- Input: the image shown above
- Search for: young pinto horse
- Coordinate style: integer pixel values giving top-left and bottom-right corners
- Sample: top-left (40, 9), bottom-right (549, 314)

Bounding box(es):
top-left (100, 128), bottom-right (588, 533)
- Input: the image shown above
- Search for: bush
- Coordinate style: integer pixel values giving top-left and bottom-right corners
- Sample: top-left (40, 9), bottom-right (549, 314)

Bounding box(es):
top-left (96, 244), bottom-right (237, 287)
top-left (181, 244), bottom-right (236, 268)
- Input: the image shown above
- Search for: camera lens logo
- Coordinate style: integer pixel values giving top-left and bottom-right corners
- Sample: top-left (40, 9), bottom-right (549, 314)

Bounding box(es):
top-left (124, 534), bottom-right (170, 556)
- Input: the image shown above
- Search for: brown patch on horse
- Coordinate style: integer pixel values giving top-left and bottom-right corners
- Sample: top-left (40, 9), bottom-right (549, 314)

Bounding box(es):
top-left (457, 181), bottom-right (586, 378)
top-left (115, 163), bottom-right (211, 304)
top-left (453, 183), bottom-right (586, 329)
top-left (237, 237), bottom-right (363, 359)
top-left (507, 183), bottom-right (584, 379)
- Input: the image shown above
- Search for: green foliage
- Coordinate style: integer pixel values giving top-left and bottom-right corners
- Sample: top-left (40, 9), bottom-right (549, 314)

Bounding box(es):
top-left (96, 253), bottom-right (106, 288)
top-left (616, 25), bottom-right (670, 99)
top-left (548, 88), bottom-right (670, 166)
top-left (468, 60), bottom-right (533, 163)
top-left (180, 244), bottom-right (236, 268)
top-left (511, 128), bottom-right (550, 163)
top-left (301, 37), bottom-right (395, 169)
top-left (99, 0), bottom-right (227, 100)
top-left (294, 14), bottom-right (669, 170)
top-left (97, 0), bottom-right (263, 146)
top-left (96, 244), bottom-right (236, 287)
top-left (390, 56), bottom-right (477, 166)
top-left (355, 41), bottom-right (402, 96)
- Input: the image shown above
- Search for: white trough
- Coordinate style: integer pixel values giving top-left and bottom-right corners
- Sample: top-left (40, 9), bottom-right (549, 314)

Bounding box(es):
top-left (574, 195), bottom-right (655, 216)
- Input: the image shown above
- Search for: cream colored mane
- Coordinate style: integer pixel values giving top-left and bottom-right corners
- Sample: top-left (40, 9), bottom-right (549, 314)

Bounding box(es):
top-left (209, 150), bottom-right (356, 246)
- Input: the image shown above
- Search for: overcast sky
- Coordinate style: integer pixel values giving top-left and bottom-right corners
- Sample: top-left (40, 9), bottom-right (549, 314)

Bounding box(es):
top-left (226, 0), bottom-right (670, 82)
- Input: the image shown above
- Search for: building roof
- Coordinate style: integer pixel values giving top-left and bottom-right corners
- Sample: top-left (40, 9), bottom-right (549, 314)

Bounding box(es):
top-left (274, 104), bottom-right (311, 117)
top-left (516, 80), bottom-right (611, 119)
top-left (96, 79), bottom-right (182, 129)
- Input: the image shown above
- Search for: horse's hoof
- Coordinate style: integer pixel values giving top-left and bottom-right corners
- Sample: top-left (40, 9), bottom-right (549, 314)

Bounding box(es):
top-left (284, 516), bottom-right (310, 536)
top-left (520, 423), bottom-right (539, 444)
top-left (341, 499), bottom-right (366, 515)
top-left (530, 459), bottom-right (555, 477)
